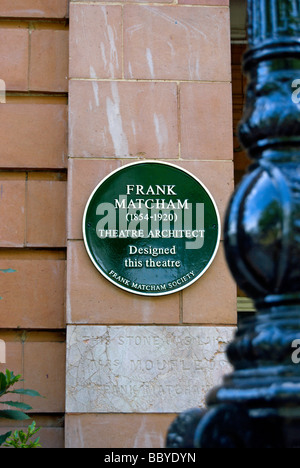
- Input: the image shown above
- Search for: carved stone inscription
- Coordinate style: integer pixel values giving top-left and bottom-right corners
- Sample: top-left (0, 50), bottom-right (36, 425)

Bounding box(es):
top-left (66, 326), bottom-right (234, 413)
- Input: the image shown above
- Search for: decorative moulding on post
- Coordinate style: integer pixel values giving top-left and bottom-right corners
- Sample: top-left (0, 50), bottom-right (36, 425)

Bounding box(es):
top-left (167, 0), bottom-right (300, 448)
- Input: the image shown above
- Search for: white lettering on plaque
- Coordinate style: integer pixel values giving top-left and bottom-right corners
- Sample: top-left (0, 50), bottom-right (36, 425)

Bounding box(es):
top-left (66, 326), bottom-right (234, 413)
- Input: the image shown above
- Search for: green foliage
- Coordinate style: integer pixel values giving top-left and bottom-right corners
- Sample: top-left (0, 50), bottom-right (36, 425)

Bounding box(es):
top-left (3, 421), bottom-right (41, 449)
top-left (0, 369), bottom-right (43, 447)
top-left (0, 431), bottom-right (12, 446)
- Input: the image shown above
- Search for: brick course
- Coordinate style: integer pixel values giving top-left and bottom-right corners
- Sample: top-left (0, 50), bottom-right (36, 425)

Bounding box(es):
top-left (0, 0), bottom-right (68, 18)
top-left (123, 5), bottom-right (231, 81)
top-left (0, 28), bottom-right (29, 91)
top-left (69, 4), bottom-right (122, 80)
top-left (0, 102), bottom-right (67, 168)
top-left (27, 176), bottom-right (67, 247)
top-left (65, 414), bottom-right (176, 448)
top-left (0, 174), bottom-right (26, 247)
top-left (180, 82), bottom-right (233, 160)
top-left (30, 29), bottom-right (69, 92)
top-left (0, 255), bottom-right (66, 329)
top-left (69, 80), bottom-right (179, 159)
top-left (67, 241), bottom-right (180, 324)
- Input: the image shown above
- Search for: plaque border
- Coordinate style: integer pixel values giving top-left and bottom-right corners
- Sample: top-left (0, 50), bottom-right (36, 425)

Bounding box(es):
top-left (82, 160), bottom-right (221, 296)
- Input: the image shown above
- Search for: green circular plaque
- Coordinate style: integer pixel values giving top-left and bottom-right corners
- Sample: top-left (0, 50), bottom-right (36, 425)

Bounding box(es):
top-left (83, 161), bottom-right (220, 296)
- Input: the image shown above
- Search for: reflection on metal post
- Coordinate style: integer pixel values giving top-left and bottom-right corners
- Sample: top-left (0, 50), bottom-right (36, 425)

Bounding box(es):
top-left (166, 0), bottom-right (300, 448)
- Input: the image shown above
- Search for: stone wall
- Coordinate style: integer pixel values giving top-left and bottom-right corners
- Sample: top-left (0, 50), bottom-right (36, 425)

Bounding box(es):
top-left (66, 0), bottom-right (236, 448)
top-left (0, 0), bottom-right (237, 449)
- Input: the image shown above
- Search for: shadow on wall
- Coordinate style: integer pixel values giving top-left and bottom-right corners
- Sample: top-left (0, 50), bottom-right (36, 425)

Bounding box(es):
top-left (230, 0), bottom-right (247, 41)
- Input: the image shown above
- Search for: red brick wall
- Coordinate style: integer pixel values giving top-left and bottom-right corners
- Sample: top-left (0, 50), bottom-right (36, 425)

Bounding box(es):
top-left (0, 1), bottom-right (68, 449)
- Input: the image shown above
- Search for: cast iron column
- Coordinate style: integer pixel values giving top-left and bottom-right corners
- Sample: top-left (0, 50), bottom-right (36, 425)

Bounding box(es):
top-left (166, 0), bottom-right (300, 448)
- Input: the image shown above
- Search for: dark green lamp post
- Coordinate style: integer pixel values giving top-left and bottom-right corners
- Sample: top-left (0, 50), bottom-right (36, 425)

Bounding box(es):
top-left (167, 0), bottom-right (300, 448)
